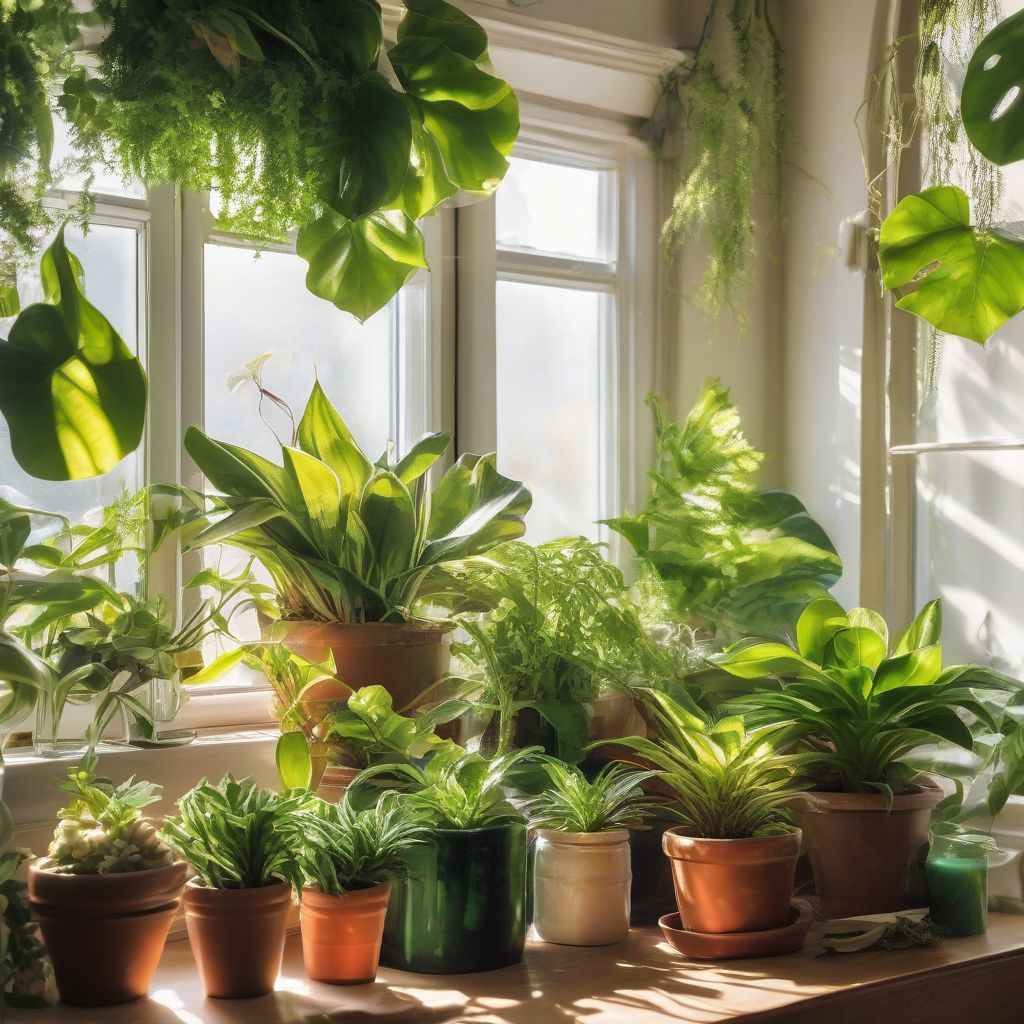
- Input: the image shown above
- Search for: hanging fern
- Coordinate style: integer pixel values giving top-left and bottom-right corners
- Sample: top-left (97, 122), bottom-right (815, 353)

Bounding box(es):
top-left (645, 0), bottom-right (786, 319)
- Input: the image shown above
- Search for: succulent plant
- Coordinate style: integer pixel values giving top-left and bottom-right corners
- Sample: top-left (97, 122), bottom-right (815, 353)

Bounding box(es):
top-left (46, 758), bottom-right (173, 875)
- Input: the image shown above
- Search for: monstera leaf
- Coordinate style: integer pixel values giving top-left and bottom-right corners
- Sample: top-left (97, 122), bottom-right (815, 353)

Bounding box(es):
top-left (961, 9), bottom-right (1024, 167)
top-left (0, 227), bottom-right (148, 479)
top-left (878, 185), bottom-right (1024, 345)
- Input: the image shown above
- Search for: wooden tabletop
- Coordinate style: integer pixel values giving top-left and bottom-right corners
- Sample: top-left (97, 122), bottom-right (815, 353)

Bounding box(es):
top-left (9, 913), bottom-right (1024, 1024)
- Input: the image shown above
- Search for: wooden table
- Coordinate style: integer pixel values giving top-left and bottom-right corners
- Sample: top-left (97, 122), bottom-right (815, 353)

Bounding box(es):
top-left (10, 913), bottom-right (1024, 1024)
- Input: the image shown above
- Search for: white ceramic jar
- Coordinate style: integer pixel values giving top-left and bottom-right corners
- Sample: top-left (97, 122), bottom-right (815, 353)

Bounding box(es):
top-left (532, 828), bottom-right (631, 946)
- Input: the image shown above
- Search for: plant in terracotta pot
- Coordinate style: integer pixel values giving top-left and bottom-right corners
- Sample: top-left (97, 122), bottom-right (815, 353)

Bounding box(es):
top-left (283, 793), bottom-right (428, 985)
top-left (160, 776), bottom-right (310, 999)
top-left (27, 759), bottom-right (186, 1006)
top-left (183, 382), bottom-right (531, 717)
top-left (604, 690), bottom-right (804, 935)
top-left (355, 744), bottom-right (540, 974)
top-left (524, 759), bottom-right (658, 946)
top-left (714, 597), bottom-right (1020, 917)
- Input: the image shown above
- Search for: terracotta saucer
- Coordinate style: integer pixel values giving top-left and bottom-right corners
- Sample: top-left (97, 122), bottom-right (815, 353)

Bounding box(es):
top-left (658, 900), bottom-right (813, 960)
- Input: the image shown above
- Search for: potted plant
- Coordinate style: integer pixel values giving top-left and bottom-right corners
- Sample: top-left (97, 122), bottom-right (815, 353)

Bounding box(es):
top-left (27, 759), bottom-right (186, 1006)
top-left (524, 759), bottom-right (657, 946)
top-left (714, 597), bottom-right (1019, 916)
top-left (354, 744), bottom-right (538, 974)
top-left (183, 382), bottom-right (530, 714)
top-left (283, 793), bottom-right (427, 985)
top-left (160, 775), bottom-right (309, 999)
top-left (604, 690), bottom-right (804, 934)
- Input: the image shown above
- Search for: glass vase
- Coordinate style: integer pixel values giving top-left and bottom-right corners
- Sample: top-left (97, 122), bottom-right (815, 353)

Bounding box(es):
top-left (33, 695), bottom-right (91, 760)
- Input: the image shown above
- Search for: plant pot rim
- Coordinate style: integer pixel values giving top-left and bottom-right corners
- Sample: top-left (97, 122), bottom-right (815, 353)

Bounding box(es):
top-left (663, 825), bottom-right (802, 863)
top-left (663, 825), bottom-right (801, 844)
top-left (430, 820), bottom-right (526, 836)
top-left (266, 619), bottom-right (453, 642)
top-left (30, 858), bottom-right (188, 882)
top-left (534, 828), bottom-right (631, 844)
top-left (794, 778), bottom-right (944, 813)
top-left (301, 880), bottom-right (391, 904)
top-left (184, 877), bottom-right (291, 893)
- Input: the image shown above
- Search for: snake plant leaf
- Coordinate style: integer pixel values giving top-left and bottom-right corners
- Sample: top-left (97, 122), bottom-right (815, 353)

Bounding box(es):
top-left (324, 77), bottom-right (414, 221)
top-left (297, 209), bottom-right (427, 323)
top-left (390, 36), bottom-right (510, 110)
top-left (399, 0), bottom-right (489, 61)
top-left (961, 8), bottom-right (1024, 166)
top-left (360, 469), bottom-right (417, 585)
top-left (879, 185), bottom-right (1024, 345)
top-left (297, 380), bottom-right (372, 496)
top-left (0, 227), bottom-right (147, 480)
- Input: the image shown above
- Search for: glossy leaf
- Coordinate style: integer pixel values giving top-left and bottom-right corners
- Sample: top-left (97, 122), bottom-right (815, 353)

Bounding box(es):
top-left (392, 431), bottom-right (452, 485)
top-left (892, 599), bottom-right (942, 655)
top-left (879, 185), bottom-right (1024, 345)
top-left (398, 0), bottom-right (489, 61)
top-left (0, 227), bottom-right (147, 480)
top-left (871, 645), bottom-right (943, 694)
top-left (961, 9), bottom-right (1024, 166)
top-left (796, 598), bottom-right (848, 663)
top-left (296, 380), bottom-right (372, 496)
top-left (714, 641), bottom-right (832, 682)
top-left (297, 209), bottom-right (427, 323)
top-left (359, 470), bottom-right (417, 585)
top-left (392, 122), bottom-right (458, 220)
top-left (0, 284), bottom-right (19, 317)
top-left (276, 731), bottom-right (312, 791)
top-left (390, 36), bottom-right (509, 110)
top-left (312, 0), bottom-right (384, 74)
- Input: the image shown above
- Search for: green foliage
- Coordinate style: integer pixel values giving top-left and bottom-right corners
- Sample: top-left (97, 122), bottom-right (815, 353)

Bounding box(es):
top-left (715, 598), bottom-right (1021, 797)
top-left (645, 0), bottom-right (786, 316)
top-left (879, 185), bottom-right (1024, 346)
top-left (524, 760), bottom-right (658, 834)
top-left (47, 757), bottom-right (174, 874)
top-left (285, 792), bottom-right (428, 894)
top-left (0, 227), bottom-right (148, 481)
top-left (601, 690), bottom-right (801, 839)
top-left (184, 380), bottom-right (531, 623)
top-left (606, 382), bottom-right (841, 644)
top-left (80, 0), bottom-right (517, 320)
top-left (161, 775), bottom-right (309, 889)
top-left (961, 8), bottom-right (1024, 167)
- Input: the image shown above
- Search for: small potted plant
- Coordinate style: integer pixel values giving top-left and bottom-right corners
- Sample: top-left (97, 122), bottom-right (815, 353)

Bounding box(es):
top-left (283, 793), bottom-right (427, 985)
top-left (27, 759), bottom-right (186, 1006)
top-left (714, 597), bottom-right (1019, 916)
top-left (524, 759), bottom-right (657, 946)
top-left (606, 690), bottom-right (804, 935)
top-left (161, 776), bottom-right (310, 998)
top-left (356, 745), bottom-right (539, 974)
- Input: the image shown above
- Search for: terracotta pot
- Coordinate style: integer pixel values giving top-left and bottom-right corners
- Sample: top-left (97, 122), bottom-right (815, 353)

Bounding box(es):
top-left (300, 882), bottom-right (391, 984)
top-left (662, 827), bottom-right (801, 934)
top-left (268, 620), bottom-right (452, 713)
top-left (316, 764), bottom-right (361, 803)
top-left (792, 781), bottom-right (944, 917)
top-left (183, 879), bottom-right (291, 998)
top-left (533, 829), bottom-right (631, 946)
top-left (28, 859), bottom-right (188, 1006)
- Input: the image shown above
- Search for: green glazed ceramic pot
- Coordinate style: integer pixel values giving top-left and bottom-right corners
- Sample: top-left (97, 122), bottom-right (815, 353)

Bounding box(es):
top-left (381, 822), bottom-right (527, 974)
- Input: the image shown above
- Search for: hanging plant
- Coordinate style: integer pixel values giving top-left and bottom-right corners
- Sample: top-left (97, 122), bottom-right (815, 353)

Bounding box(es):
top-left (644, 0), bottom-right (786, 318)
top-left (68, 0), bottom-right (518, 322)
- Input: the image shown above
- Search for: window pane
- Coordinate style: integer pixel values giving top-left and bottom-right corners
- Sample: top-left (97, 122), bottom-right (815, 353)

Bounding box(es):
top-left (914, 450), bottom-right (1024, 673)
top-left (50, 115), bottom-right (146, 200)
top-left (496, 280), bottom-right (607, 543)
top-left (496, 157), bottom-right (616, 262)
top-left (0, 223), bottom-right (142, 522)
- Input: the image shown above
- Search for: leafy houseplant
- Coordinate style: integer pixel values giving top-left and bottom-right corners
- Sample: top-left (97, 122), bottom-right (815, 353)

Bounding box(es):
top-left (285, 793), bottom-right (427, 985)
top-left (27, 761), bottom-right (187, 1006)
top-left (603, 690), bottom-right (803, 935)
top-left (714, 597), bottom-right (1019, 916)
top-left (161, 776), bottom-right (310, 998)
top-left (184, 381), bottom-right (530, 712)
top-left (526, 760), bottom-right (656, 947)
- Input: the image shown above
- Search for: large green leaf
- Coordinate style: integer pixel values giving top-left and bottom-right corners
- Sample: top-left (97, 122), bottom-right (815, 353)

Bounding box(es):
top-left (297, 209), bottom-right (427, 323)
top-left (392, 431), bottom-right (451, 485)
top-left (892, 599), bottom-right (943, 656)
top-left (296, 380), bottom-right (372, 497)
top-left (0, 227), bottom-right (147, 480)
top-left (871, 645), bottom-right (943, 695)
top-left (390, 36), bottom-right (510, 110)
top-left (879, 185), bottom-right (1024, 344)
top-left (283, 447), bottom-right (341, 543)
top-left (359, 470), bottom-right (417, 586)
top-left (961, 9), bottom-right (1024, 167)
top-left (276, 731), bottom-right (312, 791)
top-left (398, 0), bottom-right (489, 61)
top-left (315, 0), bottom-right (384, 74)
top-left (392, 121), bottom-right (458, 220)
top-left (184, 427), bottom-right (291, 505)
top-left (713, 641), bottom-right (832, 682)
top-left (796, 598), bottom-right (848, 663)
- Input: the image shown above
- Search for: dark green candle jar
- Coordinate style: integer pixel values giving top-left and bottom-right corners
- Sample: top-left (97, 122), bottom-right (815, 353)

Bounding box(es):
top-left (381, 822), bottom-right (527, 974)
top-left (926, 832), bottom-right (993, 937)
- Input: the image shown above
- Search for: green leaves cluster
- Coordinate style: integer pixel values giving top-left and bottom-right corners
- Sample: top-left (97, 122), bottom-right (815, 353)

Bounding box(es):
top-left (606, 382), bottom-right (841, 644)
top-left (0, 227), bottom-right (147, 481)
top-left (184, 381), bottom-right (531, 624)
top-left (604, 690), bottom-right (801, 840)
top-left (524, 760), bottom-right (658, 834)
top-left (79, 0), bottom-right (518, 321)
top-left (714, 597), bottom-right (1020, 797)
top-left (161, 775), bottom-right (309, 889)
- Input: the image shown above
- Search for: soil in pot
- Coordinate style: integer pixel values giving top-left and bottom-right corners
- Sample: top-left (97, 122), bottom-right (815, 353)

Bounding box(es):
top-left (184, 879), bottom-right (291, 998)
top-left (300, 881), bottom-right (391, 984)
top-left (792, 782), bottom-right (943, 917)
top-left (382, 823), bottom-right (527, 974)
top-left (28, 860), bottom-right (188, 1006)
top-left (662, 827), bottom-right (801, 934)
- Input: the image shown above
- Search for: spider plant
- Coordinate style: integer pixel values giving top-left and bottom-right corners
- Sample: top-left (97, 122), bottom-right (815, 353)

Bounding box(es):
top-left (601, 689), bottom-right (802, 839)
top-left (713, 598), bottom-right (1021, 798)
top-left (285, 793), bottom-right (428, 895)
top-left (160, 776), bottom-right (310, 889)
top-left (524, 760), bottom-right (659, 833)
